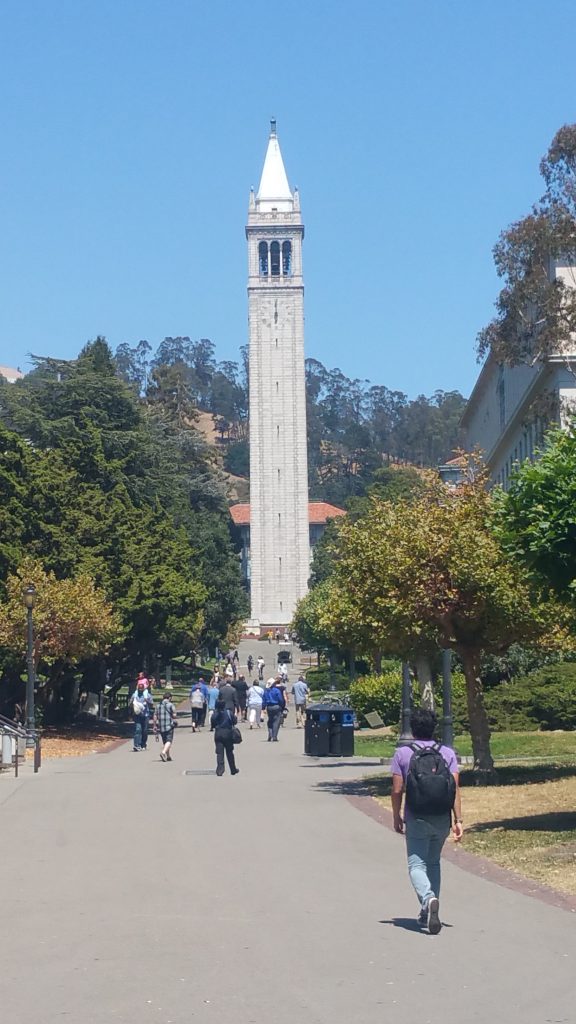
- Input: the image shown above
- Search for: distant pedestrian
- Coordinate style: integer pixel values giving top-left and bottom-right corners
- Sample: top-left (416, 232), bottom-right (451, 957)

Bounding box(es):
top-left (247, 654), bottom-right (254, 678)
top-left (211, 697), bottom-right (239, 776)
top-left (207, 679), bottom-right (220, 729)
top-left (257, 656), bottom-right (265, 682)
top-left (262, 677), bottom-right (285, 742)
top-left (218, 679), bottom-right (239, 714)
top-left (189, 680), bottom-right (208, 732)
top-left (246, 681), bottom-right (264, 728)
top-left (154, 693), bottom-right (176, 761)
top-left (131, 679), bottom-right (153, 751)
top-left (291, 675), bottom-right (310, 728)
top-left (391, 708), bottom-right (463, 934)
top-left (279, 661), bottom-right (289, 685)
top-left (233, 674), bottom-right (249, 721)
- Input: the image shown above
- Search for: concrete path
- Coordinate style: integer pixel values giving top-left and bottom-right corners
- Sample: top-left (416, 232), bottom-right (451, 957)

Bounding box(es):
top-left (1, 718), bottom-right (573, 1024)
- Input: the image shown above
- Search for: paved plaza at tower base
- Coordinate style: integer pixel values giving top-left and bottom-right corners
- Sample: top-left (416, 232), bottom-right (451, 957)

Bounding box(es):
top-left (1, 722), bottom-right (574, 1024)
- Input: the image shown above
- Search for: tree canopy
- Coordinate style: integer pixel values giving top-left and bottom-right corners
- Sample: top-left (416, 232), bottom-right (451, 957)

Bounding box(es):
top-left (477, 123), bottom-right (576, 365)
top-left (297, 474), bottom-right (563, 778)
top-left (495, 422), bottom-right (576, 600)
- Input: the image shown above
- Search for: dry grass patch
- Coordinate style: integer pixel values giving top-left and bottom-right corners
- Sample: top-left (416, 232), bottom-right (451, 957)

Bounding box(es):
top-left (459, 766), bottom-right (576, 895)
top-left (28, 728), bottom-right (119, 759)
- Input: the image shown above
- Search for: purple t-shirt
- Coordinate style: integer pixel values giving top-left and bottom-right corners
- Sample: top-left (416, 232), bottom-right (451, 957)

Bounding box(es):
top-left (390, 740), bottom-right (458, 821)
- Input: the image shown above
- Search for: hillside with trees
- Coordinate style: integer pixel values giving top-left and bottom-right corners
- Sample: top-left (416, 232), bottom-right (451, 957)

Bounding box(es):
top-left (113, 336), bottom-right (467, 508)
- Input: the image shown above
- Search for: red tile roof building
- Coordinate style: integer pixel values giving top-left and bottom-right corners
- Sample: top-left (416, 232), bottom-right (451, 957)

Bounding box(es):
top-left (229, 501), bottom-right (345, 527)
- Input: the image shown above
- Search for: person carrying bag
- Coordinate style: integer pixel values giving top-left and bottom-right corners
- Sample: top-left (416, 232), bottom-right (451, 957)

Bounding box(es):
top-left (211, 697), bottom-right (240, 777)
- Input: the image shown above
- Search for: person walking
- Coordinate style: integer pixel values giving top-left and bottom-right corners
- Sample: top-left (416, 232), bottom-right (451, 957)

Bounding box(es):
top-left (262, 677), bottom-right (285, 742)
top-left (154, 692), bottom-right (177, 761)
top-left (211, 697), bottom-right (239, 776)
top-left (257, 655), bottom-right (265, 682)
top-left (233, 674), bottom-right (249, 721)
top-left (131, 679), bottom-right (154, 751)
top-left (246, 654), bottom-right (254, 678)
top-left (218, 678), bottom-right (239, 714)
top-left (246, 680), bottom-right (264, 728)
top-left (291, 674), bottom-right (310, 728)
top-left (189, 680), bottom-right (207, 732)
top-left (390, 708), bottom-right (463, 934)
top-left (207, 678), bottom-right (220, 730)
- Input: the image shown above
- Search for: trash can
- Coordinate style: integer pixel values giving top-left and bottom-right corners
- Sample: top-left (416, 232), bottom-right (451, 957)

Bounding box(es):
top-left (305, 703), bottom-right (355, 757)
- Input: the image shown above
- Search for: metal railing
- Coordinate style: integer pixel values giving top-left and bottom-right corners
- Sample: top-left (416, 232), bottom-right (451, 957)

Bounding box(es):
top-left (0, 714), bottom-right (40, 776)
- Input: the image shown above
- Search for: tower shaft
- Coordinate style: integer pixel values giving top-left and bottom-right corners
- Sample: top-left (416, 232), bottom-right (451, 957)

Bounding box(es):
top-left (246, 125), bottom-right (309, 626)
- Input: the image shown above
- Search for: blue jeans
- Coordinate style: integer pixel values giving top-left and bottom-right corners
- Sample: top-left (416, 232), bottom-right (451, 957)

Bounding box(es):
top-left (267, 705), bottom-right (282, 740)
top-left (405, 816), bottom-right (450, 908)
top-left (133, 717), bottom-right (149, 750)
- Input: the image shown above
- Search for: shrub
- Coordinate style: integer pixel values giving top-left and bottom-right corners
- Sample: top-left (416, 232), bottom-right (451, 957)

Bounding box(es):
top-left (349, 672), bottom-right (403, 725)
top-left (305, 666), bottom-right (349, 689)
top-left (485, 663), bottom-right (576, 732)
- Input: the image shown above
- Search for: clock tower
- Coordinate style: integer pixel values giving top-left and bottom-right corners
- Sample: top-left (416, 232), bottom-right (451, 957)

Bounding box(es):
top-left (246, 121), bottom-right (310, 627)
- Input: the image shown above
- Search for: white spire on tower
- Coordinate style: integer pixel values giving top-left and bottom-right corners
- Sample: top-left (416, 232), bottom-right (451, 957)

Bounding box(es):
top-left (256, 119), bottom-right (293, 212)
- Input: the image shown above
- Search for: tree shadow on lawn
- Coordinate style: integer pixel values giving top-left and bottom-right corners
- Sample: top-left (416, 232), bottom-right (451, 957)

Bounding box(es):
top-left (467, 810), bottom-right (576, 834)
top-left (460, 763), bottom-right (576, 787)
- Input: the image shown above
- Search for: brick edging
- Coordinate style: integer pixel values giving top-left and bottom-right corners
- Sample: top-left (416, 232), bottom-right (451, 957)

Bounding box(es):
top-left (346, 793), bottom-right (576, 915)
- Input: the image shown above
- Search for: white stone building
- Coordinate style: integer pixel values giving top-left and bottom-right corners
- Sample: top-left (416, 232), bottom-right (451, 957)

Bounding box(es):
top-left (463, 260), bottom-right (576, 486)
top-left (245, 122), bottom-right (310, 628)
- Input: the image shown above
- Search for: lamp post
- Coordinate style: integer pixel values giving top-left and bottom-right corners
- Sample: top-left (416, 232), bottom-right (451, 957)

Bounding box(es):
top-left (22, 584), bottom-right (36, 747)
top-left (441, 649), bottom-right (454, 748)
top-left (399, 662), bottom-right (413, 745)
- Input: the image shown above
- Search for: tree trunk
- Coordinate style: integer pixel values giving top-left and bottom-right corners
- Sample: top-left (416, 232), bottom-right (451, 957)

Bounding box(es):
top-left (414, 655), bottom-right (434, 711)
top-left (373, 652), bottom-right (382, 673)
top-left (348, 648), bottom-right (356, 680)
top-left (460, 649), bottom-right (497, 784)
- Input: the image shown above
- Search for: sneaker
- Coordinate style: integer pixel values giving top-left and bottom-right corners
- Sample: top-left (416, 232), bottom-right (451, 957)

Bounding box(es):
top-left (417, 908), bottom-right (427, 927)
top-left (427, 897), bottom-right (441, 935)
top-left (216, 768), bottom-right (224, 776)
top-left (159, 752), bottom-right (166, 762)
top-left (166, 754), bottom-right (172, 761)
top-left (231, 768), bottom-right (240, 775)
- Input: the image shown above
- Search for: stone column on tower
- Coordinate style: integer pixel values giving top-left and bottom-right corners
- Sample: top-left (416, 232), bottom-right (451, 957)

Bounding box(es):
top-left (246, 121), bottom-right (310, 628)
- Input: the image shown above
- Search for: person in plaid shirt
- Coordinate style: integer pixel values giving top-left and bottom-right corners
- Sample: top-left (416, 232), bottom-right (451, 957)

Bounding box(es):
top-left (155, 694), bottom-right (176, 762)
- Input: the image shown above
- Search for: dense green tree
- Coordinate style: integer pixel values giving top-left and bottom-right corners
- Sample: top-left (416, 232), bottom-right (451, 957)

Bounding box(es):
top-left (314, 476), bottom-right (563, 779)
top-left (495, 423), bottom-right (576, 600)
top-left (478, 123), bottom-right (576, 365)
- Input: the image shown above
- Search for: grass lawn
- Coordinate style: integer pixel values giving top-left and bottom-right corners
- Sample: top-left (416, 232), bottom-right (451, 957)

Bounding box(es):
top-left (355, 730), bottom-right (576, 761)
top-left (360, 731), bottom-right (576, 896)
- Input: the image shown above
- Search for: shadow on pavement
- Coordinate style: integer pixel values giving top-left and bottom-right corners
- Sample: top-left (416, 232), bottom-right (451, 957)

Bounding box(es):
top-left (299, 760), bottom-right (384, 769)
top-left (380, 918), bottom-right (453, 932)
top-left (312, 775), bottom-right (392, 798)
top-left (379, 918), bottom-right (425, 933)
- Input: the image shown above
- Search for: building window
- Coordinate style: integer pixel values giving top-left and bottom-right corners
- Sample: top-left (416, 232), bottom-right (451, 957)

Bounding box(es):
top-left (282, 240), bottom-right (292, 275)
top-left (270, 241), bottom-right (280, 277)
top-left (258, 241), bottom-right (268, 275)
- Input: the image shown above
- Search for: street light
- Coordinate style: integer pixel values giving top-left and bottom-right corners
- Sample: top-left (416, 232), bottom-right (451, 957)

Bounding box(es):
top-left (22, 584), bottom-right (36, 747)
top-left (398, 662), bottom-right (413, 745)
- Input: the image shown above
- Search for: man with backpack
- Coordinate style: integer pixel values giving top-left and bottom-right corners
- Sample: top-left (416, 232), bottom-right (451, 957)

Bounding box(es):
top-left (390, 708), bottom-right (463, 934)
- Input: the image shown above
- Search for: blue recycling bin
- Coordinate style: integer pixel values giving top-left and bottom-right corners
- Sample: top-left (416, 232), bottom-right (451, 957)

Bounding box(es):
top-left (305, 703), bottom-right (355, 757)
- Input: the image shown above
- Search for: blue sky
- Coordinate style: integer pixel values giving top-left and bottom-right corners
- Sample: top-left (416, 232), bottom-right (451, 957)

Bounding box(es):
top-left (1, 0), bottom-right (575, 397)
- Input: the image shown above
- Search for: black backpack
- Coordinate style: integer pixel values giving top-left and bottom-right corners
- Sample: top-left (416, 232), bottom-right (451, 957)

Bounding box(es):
top-left (405, 743), bottom-right (456, 816)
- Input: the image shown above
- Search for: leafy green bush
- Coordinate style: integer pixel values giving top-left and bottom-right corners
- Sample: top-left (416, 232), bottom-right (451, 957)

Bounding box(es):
top-left (305, 667), bottom-right (349, 689)
top-left (484, 663), bottom-right (576, 732)
top-left (349, 672), bottom-right (403, 725)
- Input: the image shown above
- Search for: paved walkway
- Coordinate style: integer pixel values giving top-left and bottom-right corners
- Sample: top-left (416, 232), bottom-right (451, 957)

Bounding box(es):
top-left (1, 718), bottom-right (573, 1024)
